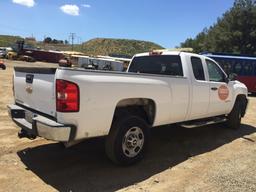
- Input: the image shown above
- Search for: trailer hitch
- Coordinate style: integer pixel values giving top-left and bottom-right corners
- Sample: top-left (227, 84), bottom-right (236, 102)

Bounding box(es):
top-left (18, 129), bottom-right (36, 140)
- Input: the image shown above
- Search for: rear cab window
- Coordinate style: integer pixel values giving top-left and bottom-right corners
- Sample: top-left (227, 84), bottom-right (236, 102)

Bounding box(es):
top-left (191, 57), bottom-right (205, 81)
top-left (128, 55), bottom-right (183, 76)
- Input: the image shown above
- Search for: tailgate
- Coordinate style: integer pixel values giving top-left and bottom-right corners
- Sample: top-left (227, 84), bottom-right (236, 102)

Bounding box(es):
top-left (13, 67), bottom-right (57, 117)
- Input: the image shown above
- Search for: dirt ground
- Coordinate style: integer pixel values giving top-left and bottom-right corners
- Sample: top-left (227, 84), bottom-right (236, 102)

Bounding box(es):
top-left (0, 60), bottom-right (256, 192)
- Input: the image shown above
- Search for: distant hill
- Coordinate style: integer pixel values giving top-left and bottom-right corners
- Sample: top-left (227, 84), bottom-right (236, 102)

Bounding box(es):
top-left (81, 38), bottom-right (164, 57)
top-left (37, 38), bottom-right (164, 57)
top-left (0, 35), bottom-right (164, 57)
top-left (0, 35), bottom-right (23, 47)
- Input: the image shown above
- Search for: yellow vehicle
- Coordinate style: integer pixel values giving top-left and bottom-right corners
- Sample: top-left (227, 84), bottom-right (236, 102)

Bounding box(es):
top-left (6, 51), bottom-right (18, 60)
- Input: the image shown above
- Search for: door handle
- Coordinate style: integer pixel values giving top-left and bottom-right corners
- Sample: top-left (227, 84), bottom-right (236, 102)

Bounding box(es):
top-left (211, 87), bottom-right (218, 91)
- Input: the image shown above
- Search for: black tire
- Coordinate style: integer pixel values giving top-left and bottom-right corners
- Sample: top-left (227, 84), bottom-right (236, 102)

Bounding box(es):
top-left (226, 100), bottom-right (242, 130)
top-left (105, 114), bottom-right (150, 165)
top-left (1, 64), bottom-right (6, 70)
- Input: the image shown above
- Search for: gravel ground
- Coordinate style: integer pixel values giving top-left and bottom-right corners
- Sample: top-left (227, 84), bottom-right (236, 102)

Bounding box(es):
top-left (0, 60), bottom-right (255, 192)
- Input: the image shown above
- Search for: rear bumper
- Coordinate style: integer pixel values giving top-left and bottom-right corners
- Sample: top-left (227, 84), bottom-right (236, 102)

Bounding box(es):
top-left (7, 104), bottom-right (76, 142)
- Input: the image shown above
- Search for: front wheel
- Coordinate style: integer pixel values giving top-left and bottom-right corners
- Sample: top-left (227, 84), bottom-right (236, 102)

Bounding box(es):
top-left (105, 115), bottom-right (150, 165)
top-left (226, 100), bottom-right (242, 130)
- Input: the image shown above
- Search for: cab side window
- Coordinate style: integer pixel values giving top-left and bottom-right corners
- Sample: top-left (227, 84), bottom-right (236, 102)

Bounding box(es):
top-left (191, 57), bottom-right (205, 81)
top-left (206, 59), bottom-right (226, 82)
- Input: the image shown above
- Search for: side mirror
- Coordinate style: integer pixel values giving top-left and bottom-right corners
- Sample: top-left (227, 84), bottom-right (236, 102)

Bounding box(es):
top-left (228, 73), bottom-right (238, 81)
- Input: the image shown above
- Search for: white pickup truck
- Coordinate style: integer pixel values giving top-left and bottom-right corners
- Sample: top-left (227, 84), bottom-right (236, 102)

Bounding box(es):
top-left (8, 51), bottom-right (248, 165)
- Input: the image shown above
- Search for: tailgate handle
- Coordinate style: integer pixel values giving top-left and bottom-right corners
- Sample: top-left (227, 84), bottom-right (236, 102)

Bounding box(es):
top-left (26, 74), bottom-right (34, 84)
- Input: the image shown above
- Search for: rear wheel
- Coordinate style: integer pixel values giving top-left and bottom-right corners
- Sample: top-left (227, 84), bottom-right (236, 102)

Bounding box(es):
top-left (226, 100), bottom-right (242, 130)
top-left (105, 115), bottom-right (150, 165)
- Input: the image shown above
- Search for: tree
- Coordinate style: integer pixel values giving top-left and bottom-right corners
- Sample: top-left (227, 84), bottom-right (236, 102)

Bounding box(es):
top-left (43, 37), bottom-right (52, 43)
top-left (52, 39), bottom-right (58, 44)
top-left (43, 37), bottom-right (65, 44)
top-left (180, 0), bottom-right (256, 55)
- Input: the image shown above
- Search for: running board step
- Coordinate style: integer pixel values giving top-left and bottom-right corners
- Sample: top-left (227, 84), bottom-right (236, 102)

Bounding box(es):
top-left (180, 116), bottom-right (227, 128)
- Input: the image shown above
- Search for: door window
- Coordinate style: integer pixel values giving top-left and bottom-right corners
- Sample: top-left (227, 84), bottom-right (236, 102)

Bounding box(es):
top-left (206, 59), bottom-right (226, 82)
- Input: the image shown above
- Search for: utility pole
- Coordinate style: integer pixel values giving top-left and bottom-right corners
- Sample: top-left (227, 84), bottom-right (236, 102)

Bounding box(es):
top-left (43, 35), bottom-right (46, 49)
top-left (69, 33), bottom-right (75, 51)
top-left (77, 36), bottom-right (82, 52)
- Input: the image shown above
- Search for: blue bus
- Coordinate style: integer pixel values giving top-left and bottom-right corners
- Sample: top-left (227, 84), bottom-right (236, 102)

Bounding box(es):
top-left (201, 52), bottom-right (256, 94)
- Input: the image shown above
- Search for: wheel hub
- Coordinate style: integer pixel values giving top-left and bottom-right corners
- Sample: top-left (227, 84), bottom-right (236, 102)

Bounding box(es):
top-left (122, 127), bottom-right (144, 158)
top-left (127, 134), bottom-right (138, 148)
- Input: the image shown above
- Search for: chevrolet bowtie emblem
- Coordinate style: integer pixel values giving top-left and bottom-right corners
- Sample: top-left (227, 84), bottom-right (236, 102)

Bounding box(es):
top-left (26, 86), bottom-right (33, 94)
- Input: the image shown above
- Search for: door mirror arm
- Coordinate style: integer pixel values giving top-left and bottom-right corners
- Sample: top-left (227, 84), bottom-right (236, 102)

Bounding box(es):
top-left (225, 76), bottom-right (229, 84)
top-left (228, 73), bottom-right (238, 81)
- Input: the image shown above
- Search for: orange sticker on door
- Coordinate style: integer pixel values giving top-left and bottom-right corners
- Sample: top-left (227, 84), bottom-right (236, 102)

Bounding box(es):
top-left (218, 85), bottom-right (229, 100)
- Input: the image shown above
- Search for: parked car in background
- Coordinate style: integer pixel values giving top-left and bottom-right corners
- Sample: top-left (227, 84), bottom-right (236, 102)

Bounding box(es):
top-left (71, 55), bottom-right (124, 71)
top-left (0, 48), bottom-right (7, 58)
top-left (59, 58), bottom-right (72, 67)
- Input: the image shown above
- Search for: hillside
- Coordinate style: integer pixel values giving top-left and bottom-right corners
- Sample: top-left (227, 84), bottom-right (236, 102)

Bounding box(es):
top-left (0, 35), bottom-right (23, 47)
top-left (81, 38), bottom-right (164, 57)
top-left (0, 35), bottom-right (164, 57)
top-left (38, 38), bottom-right (164, 57)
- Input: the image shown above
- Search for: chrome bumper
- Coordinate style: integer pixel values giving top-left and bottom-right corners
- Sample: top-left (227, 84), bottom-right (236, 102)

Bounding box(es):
top-left (7, 104), bottom-right (76, 142)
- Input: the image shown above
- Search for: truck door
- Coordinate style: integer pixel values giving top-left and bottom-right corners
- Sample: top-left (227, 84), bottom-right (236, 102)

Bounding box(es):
top-left (189, 56), bottom-right (210, 119)
top-left (205, 59), bottom-right (232, 116)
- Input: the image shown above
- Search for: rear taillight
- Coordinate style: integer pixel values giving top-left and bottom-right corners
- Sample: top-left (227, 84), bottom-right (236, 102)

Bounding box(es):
top-left (56, 79), bottom-right (79, 112)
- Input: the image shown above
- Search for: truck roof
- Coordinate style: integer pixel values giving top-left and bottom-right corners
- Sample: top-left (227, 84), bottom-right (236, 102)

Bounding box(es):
top-left (134, 51), bottom-right (181, 57)
top-left (134, 51), bottom-right (205, 58)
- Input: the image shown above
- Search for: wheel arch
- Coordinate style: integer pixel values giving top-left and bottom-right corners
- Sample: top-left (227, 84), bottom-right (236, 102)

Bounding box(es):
top-left (111, 98), bottom-right (156, 127)
top-left (228, 93), bottom-right (247, 118)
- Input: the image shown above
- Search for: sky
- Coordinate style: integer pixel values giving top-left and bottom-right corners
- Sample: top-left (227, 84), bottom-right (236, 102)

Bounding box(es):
top-left (0, 0), bottom-right (235, 48)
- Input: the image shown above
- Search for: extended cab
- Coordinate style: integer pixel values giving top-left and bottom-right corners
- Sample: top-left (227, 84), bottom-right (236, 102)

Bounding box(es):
top-left (8, 51), bottom-right (248, 165)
